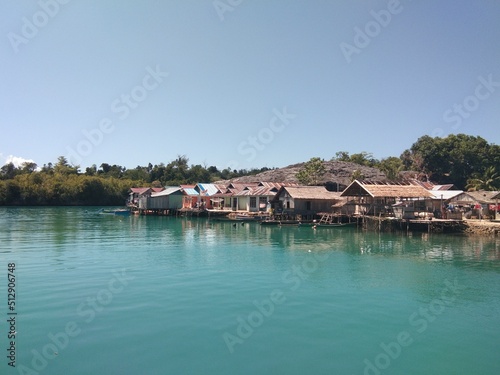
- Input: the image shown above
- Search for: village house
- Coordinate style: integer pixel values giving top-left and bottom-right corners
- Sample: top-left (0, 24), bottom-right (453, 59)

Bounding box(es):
top-left (448, 190), bottom-right (500, 219)
top-left (180, 185), bottom-right (199, 209)
top-left (425, 190), bottom-right (464, 219)
top-left (137, 186), bottom-right (185, 213)
top-left (234, 185), bottom-right (278, 212)
top-left (217, 182), bottom-right (258, 211)
top-left (272, 186), bottom-right (343, 219)
top-left (340, 180), bottom-right (434, 218)
top-left (128, 187), bottom-right (164, 206)
top-left (195, 183), bottom-right (222, 209)
top-left (218, 182), bottom-right (298, 212)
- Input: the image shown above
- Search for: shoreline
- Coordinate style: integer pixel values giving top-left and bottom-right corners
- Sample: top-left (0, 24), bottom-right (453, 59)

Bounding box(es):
top-left (463, 219), bottom-right (500, 236)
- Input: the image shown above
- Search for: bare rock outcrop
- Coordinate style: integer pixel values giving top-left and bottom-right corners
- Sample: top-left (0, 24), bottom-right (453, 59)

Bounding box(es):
top-left (222, 160), bottom-right (387, 188)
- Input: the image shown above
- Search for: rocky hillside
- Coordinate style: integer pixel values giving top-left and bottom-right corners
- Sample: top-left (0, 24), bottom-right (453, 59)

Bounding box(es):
top-left (224, 160), bottom-right (388, 188)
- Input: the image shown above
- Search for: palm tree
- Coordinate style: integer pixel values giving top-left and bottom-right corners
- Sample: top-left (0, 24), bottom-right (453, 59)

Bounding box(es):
top-left (466, 166), bottom-right (500, 191)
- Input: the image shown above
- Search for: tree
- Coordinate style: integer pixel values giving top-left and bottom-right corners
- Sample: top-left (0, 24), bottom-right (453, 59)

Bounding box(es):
top-left (332, 151), bottom-right (350, 162)
top-left (54, 156), bottom-right (78, 175)
top-left (188, 164), bottom-right (210, 183)
top-left (378, 157), bottom-right (403, 181)
top-left (85, 165), bottom-right (97, 176)
top-left (20, 161), bottom-right (37, 174)
top-left (466, 166), bottom-right (500, 191)
top-left (296, 157), bottom-right (326, 185)
top-left (349, 152), bottom-right (378, 167)
top-left (351, 169), bottom-right (365, 181)
top-left (41, 163), bottom-right (54, 174)
top-left (99, 163), bottom-right (111, 174)
top-left (400, 134), bottom-right (500, 189)
top-left (0, 163), bottom-right (18, 180)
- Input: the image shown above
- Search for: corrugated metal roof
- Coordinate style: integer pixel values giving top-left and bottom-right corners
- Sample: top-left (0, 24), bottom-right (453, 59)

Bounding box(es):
top-left (130, 187), bottom-right (151, 194)
top-left (431, 184), bottom-right (455, 191)
top-left (430, 190), bottom-right (463, 200)
top-left (151, 187), bottom-right (182, 197)
top-left (180, 185), bottom-right (199, 196)
top-left (259, 182), bottom-right (299, 188)
top-left (228, 182), bottom-right (258, 190)
top-left (197, 183), bottom-right (220, 196)
top-left (214, 184), bottom-right (229, 192)
top-left (234, 186), bottom-right (279, 196)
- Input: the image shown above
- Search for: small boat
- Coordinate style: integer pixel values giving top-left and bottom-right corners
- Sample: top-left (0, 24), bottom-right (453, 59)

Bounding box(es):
top-left (214, 213), bottom-right (269, 222)
top-left (313, 222), bottom-right (357, 228)
top-left (99, 208), bottom-right (131, 216)
top-left (260, 220), bottom-right (302, 226)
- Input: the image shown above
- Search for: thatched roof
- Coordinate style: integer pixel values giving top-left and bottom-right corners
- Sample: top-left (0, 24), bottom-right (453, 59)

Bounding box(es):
top-left (281, 186), bottom-right (342, 200)
top-left (341, 180), bottom-right (433, 198)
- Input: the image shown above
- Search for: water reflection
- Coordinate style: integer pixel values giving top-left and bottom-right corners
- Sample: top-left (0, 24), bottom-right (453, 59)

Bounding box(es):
top-left (0, 208), bottom-right (498, 271)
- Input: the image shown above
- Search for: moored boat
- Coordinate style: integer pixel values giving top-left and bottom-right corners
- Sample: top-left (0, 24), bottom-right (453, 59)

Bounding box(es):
top-left (99, 208), bottom-right (131, 216)
top-left (313, 222), bottom-right (357, 228)
top-left (260, 220), bottom-right (302, 226)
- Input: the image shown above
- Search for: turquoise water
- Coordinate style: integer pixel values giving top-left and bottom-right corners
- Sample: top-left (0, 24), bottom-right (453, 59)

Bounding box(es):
top-left (1, 207), bottom-right (499, 375)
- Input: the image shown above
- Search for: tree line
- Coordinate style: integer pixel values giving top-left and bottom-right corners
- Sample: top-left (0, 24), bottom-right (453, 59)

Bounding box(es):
top-left (0, 155), bottom-right (273, 206)
top-left (1, 134), bottom-right (499, 205)
top-left (297, 134), bottom-right (500, 190)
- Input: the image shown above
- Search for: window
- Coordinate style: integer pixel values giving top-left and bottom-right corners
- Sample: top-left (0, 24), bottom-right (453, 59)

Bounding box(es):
top-left (250, 197), bottom-right (257, 208)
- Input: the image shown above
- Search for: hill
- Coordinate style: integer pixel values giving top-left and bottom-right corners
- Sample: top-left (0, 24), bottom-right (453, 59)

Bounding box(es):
top-left (222, 160), bottom-right (388, 188)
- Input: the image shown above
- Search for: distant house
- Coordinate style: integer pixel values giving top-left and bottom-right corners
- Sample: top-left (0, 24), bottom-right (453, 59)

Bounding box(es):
top-left (218, 183), bottom-right (259, 211)
top-left (138, 186), bottom-right (184, 211)
top-left (128, 187), bottom-right (165, 206)
top-left (449, 190), bottom-right (500, 219)
top-left (128, 187), bottom-right (153, 206)
top-left (341, 180), bottom-right (434, 216)
top-left (424, 190), bottom-right (464, 219)
top-left (220, 182), bottom-right (298, 212)
top-left (234, 185), bottom-right (278, 212)
top-left (195, 183), bottom-right (222, 209)
top-left (180, 185), bottom-right (199, 209)
top-left (272, 186), bottom-right (342, 218)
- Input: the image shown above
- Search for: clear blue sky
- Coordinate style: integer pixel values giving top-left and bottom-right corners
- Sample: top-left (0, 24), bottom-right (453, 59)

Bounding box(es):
top-left (1, 0), bottom-right (499, 171)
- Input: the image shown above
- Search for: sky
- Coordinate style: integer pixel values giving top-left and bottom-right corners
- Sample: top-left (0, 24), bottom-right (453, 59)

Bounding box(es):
top-left (1, 0), bottom-right (499, 171)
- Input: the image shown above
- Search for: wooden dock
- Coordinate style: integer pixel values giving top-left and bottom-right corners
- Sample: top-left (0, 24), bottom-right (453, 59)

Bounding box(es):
top-left (361, 215), bottom-right (465, 233)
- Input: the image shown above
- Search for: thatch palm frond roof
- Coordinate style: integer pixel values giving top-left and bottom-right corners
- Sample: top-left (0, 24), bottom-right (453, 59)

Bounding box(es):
top-left (341, 180), bottom-right (433, 199)
top-left (282, 186), bottom-right (342, 200)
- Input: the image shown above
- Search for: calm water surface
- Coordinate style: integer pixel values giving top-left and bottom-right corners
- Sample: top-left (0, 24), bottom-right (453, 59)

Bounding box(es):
top-left (0, 207), bottom-right (499, 375)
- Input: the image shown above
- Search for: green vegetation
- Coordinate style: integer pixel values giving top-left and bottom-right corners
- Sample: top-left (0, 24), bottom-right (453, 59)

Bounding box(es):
top-left (296, 157), bottom-right (326, 185)
top-left (466, 166), bottom-right (500, 191)
top-left (1, 134), bottom-right (499, 205)
top-left (330, 134), bottom-right (500, 190)
top-left (0, 155), bottom-right (273, 206)
top-left (401, 134), bottom-right (500, 190)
